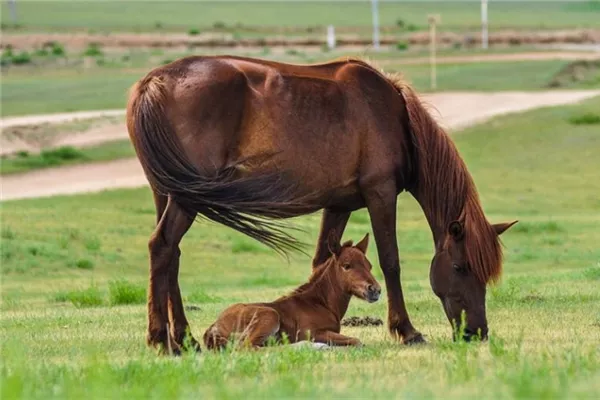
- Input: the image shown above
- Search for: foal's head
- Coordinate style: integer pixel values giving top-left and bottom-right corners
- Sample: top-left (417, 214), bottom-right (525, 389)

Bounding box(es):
top-left (324, 233), bottom-right (381, 303)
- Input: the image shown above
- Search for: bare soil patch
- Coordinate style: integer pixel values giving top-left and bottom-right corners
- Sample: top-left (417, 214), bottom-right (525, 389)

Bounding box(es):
top-left (2, 29), bottom-right (598, 51)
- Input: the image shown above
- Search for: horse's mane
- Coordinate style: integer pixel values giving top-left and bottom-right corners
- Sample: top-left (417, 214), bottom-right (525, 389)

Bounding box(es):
top-left (343, 57), bottom-right (502, 284)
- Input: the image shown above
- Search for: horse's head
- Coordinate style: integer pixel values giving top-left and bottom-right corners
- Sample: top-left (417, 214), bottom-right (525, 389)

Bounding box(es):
top-left (430, 220), bottom-right (517, 341)
top-left (327, 233), bottom-right (381, 303)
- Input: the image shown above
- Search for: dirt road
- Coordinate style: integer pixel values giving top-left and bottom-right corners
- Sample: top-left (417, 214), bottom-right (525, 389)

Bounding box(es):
top-left (2, 90), bottom-right (599, 202)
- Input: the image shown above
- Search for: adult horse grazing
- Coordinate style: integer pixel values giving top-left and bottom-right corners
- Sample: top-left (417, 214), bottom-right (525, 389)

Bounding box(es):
top-left (126, 55), bottom-right (517, 354)
top-left (204, 233), bottom-right (380, 349)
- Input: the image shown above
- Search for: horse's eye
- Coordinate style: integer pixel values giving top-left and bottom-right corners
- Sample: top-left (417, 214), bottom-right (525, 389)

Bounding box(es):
top-left (342, 264), bottom-right (351, 271)
top-left (453, 263), bottom-right (467, 275)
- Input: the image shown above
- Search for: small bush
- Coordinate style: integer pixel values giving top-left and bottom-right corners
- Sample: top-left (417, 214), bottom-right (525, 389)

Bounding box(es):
top-left (74, 258), bottom-right (94, 270)
top-left (83, 43), bottom-right (103, 57)
top-left (109, 279), bottom-right (146, 306)
top-left (213, 21), bottom-right (226, 29)
top-left (569, 113), bottom-right (600, 125)
top-left (11, 51), bottom-right (32, 65)
top-left (49, 42), bottom-right (65, 56)
top-left (1, 226), bottom-right (15, 240)
top-left (36, 48), bottom-right (50, 57)
top-left (396, 41), bottom-right (409, 51)
top-left (188, 27), bottom-right (200, 36)
top-left (396, 18), bottom-right (405, 28)
top-left (54, 286), bottom-right (104, 308)
top-left (187, 289), bottom-right (222, 304)
top-left (406, 23), bottom-right (419, 32)
top-left (154, 21), bottom-right (163, 30)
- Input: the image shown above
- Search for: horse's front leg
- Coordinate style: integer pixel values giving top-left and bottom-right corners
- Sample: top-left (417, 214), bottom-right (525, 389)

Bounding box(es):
top-left (147, 196), bottom-right (194, 355)
top-left (312, 209), bottom-right (351, 268)
top-left (364, 182), bottom-right (425, 345)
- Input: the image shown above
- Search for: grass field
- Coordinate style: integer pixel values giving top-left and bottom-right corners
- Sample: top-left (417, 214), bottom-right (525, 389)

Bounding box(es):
top-left (2, 1), bottom-right (599, 32)
top-left (1, 97), bottom-right (599, 398)
top-left (0, 56), bottom-right (582, 117)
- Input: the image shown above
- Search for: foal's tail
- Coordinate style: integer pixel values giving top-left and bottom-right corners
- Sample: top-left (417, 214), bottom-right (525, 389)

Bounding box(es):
top-left (126, 74), bottom-right (306, 254)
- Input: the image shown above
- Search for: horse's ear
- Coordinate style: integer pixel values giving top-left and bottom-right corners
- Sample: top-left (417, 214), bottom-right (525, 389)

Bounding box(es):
top-left (355, 233), bottom-right (369, 254)
top-left (327, 230), bottom-right (341, 258)
top-left (492, 220), bottom-right (518, 236)
top-left (448, 220), bottom-right (464, 240)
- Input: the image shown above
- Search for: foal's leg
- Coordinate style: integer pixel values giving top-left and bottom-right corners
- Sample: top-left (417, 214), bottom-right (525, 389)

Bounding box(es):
top-left (147, 195), bottom-right (194, 354)
top-left (238, 306), bottom-right (281, 348)
top-left (313, 331), bottom-right (362, 346)
top-left (364, 183), bottom-right (425, 345)
top-left (312, 209), bottom-right (351, 268)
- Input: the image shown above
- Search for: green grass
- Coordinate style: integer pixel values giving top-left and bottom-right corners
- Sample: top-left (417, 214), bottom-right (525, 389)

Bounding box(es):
top-left (0, 57), bottom-right (583, 117)
top-left (1, 1), bottom-right (598, 32)
top-left (0, 141), bottom-right (135, 175)
top-left (1, 97), bottom-right (600, 398)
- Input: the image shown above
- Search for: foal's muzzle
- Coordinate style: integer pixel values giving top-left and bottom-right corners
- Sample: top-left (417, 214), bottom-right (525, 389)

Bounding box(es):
top-left (365, 285), bottom-right (381, 303)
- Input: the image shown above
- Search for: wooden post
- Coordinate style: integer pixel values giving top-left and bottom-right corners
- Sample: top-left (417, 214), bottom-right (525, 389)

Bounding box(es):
top-left (481, 0), bottom-right (489, 50)
top-left (371, 0), bottom-right (380, 51)
top-left (428, 14), bottom-right (441, 91)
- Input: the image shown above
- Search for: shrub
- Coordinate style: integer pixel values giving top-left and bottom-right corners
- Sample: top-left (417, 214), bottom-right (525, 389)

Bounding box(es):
top-left (41, 146), bottom-right (86, 162)
top-left (49, 42), bottom-right (65, 56)
top-left (396, 18), bottom-right (405, 28)
top-left (35, 47), bottom-right (49, 57)
top-left (11, 51), bottom-right (31, 65)
top-left (213, 21), bottom-right (226, 29)
top-left (54, 286), bottom-right (104, 308)
top-left (188, 27), bottom-right (200, 36)
top-left (108, 279), bottom-right (146, 305)
top-left (569, 113), bottom-right (600, 125)
top-left (396, 41), bottom-right (409, 51)
top-left (83, 43), bottom-right (103, 57)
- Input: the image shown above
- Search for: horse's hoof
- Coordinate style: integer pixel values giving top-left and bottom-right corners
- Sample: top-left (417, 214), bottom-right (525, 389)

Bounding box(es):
top-left (403, 332), bottom-right (426, 346)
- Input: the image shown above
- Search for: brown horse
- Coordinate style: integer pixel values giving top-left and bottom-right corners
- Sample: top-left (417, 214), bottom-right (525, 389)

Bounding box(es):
top-left (126, 55), bottom-right (517, 354)
top-left (204, 233), bottom-right (380, 350)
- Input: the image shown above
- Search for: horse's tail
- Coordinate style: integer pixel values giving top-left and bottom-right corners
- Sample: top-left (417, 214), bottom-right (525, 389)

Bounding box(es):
top-left (126, 74), bottom-right (306, 254)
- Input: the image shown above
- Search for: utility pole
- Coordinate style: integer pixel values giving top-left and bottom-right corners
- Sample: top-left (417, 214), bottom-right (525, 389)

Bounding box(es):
top-left (481, 0), bottom-right (489, 50)
top-left (371, 0), bottom-right (380, 51)
top-left (428, 14), bottom-right (440, 91)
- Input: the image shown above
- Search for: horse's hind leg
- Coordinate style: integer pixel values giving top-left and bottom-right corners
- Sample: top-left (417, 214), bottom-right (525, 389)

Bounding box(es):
top-left (147, 195), bottom-right (194, 354)
top-left (312, 209), bottom-right (351, 268)
top-left (363, 182), bottom-right (425, 345)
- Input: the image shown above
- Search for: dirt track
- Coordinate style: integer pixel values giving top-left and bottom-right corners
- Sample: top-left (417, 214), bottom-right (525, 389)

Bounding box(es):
top-left (1, 89), bottom-right (599, 201)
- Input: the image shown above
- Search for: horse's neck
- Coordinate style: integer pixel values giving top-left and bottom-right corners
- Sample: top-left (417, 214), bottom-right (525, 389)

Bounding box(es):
top-left (407, 126), bottom-right (472, 247)
top-left (294, 268), bottom-right (351, 322)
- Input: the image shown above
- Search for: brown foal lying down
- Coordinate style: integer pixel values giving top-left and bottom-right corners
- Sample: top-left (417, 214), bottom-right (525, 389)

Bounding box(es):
top-left (203, 234), bottom-right (381, 349)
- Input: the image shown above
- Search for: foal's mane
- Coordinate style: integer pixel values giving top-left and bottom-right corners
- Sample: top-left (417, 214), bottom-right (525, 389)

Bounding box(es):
top-left (286, 240), bottom-right (355, 297)
top-left (344, 57), bottom-right (503, 284)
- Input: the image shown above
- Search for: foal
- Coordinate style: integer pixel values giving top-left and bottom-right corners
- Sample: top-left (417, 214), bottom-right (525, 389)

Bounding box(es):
top-left (203, 234), bottom-right (381, 349)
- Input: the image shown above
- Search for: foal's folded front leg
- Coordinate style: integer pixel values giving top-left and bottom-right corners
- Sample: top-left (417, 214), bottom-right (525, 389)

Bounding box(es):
top-left (313, 331), bottom-right (362, 347)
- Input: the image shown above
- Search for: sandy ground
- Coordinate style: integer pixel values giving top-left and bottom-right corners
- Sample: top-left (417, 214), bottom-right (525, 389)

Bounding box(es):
top-left (1, 89), bottom-right (599, 202)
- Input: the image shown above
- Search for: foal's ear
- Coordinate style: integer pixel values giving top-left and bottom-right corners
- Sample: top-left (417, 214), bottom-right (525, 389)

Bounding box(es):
top-left (355, 233), bottom-right (369, 254)
top-left (492, 220), bottom-right (518, 236)
top-left (327, 230), bottom-right (341, 257)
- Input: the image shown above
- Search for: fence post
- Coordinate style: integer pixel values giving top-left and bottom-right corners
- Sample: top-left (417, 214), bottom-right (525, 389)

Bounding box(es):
top-left (371, 0), bottom-right (380, 50)
top-left (481, 0), bottom-right (488, 49)
top-left (327, 25), bottom-right (336, 50)
top-left (428, 14), bottom-right (440, 91)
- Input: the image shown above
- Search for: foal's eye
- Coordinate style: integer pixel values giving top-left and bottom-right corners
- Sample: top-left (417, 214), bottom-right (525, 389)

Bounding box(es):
top-left (342, 264), bottom-right (351, 271)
